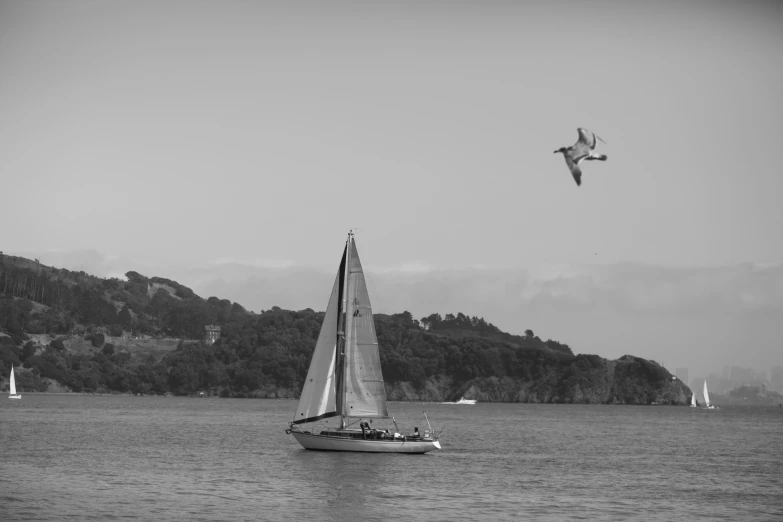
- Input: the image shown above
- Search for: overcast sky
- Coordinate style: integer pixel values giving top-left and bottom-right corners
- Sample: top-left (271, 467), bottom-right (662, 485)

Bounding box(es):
top-left (2, 1), bottom-right (781, 381)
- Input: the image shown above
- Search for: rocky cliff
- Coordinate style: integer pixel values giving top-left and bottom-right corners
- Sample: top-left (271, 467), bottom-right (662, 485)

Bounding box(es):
top-left (385, 355), bottom-right (690, 404)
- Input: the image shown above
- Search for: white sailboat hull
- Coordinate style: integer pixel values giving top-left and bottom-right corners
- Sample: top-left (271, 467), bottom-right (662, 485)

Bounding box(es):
top-left (291, 431), bottom-right (441, 454)
top-left (8, 395), bottom-right (22, 399)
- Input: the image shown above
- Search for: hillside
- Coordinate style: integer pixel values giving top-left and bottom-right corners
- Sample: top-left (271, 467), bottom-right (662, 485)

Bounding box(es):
top-left (0, 252), bottom-right (691, 404)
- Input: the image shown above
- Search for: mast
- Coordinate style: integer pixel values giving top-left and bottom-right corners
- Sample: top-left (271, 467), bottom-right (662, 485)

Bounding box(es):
top-left (337, 230), bottom-right (353, 429)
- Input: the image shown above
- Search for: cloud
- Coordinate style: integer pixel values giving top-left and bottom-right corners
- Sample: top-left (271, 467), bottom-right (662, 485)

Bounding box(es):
top-left (11, 248), bottom-right (782, 317)
top-left (371, 261), bottom-right (436, 274)
top-left (207, 257), bottom-right (299, 269)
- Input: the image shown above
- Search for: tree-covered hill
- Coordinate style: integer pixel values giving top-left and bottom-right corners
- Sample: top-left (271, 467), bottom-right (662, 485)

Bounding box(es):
top-left (0, 252), bottom-right (691, 404)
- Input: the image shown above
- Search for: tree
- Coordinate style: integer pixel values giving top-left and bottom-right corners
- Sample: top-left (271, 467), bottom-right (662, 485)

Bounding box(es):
top-left (420, 313), bottom-right (442, 331)
top-left (117, 305), bottom-right (132, 328)
top-left (125, 271), bottom-right (149, 285)
top-left (21, 341), bottom-right (36, 361)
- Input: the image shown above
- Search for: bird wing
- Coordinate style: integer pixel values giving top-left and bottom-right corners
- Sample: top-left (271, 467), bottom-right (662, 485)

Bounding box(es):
top-left (577, 128), bottom-right (597, 150)
top-left (564, 155), bottom-right (582, 186)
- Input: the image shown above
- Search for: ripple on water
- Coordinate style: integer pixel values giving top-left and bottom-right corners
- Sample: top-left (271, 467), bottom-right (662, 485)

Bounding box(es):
top-left (1, 397), bottom-right (782, 521)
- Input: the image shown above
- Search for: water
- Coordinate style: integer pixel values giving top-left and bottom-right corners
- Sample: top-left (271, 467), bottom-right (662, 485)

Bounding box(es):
top-left (1, 396), bottom-right (781, 521)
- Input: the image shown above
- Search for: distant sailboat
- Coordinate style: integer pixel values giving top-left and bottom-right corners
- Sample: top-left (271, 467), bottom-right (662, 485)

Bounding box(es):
top-left (8, 365), bottom-right (21, 399)
top-left (703, 380), bottom-right (717, 410)
top-left (444, 397), bottom-right (476, 405)
top-left (286, 232), bottom-right (441, 453)
top-left (690, 392), bottom-right (698, 408)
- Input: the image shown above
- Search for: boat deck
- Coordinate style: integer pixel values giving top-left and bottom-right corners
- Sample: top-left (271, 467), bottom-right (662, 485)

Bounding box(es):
top-left (289, 427), bottom-right (441, 453)
top-left (310, 428), bottom-right (429, 442)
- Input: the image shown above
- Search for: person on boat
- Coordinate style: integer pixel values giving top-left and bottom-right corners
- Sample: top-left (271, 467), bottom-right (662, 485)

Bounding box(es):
top-left (360, 421), bottom-right (368, 439)
top-left (413, 427), bottom-right (420, 438)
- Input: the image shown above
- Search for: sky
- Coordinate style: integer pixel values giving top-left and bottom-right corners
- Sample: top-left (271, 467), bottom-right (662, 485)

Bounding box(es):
top-left (2, 1), bottom-right (782, 381)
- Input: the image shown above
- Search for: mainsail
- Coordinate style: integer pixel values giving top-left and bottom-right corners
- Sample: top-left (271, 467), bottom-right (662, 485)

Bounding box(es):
top-left (10, 365), bottom-right (17, 396)
top-left (292, 247), bottom-right (346, 424)
top-left (703, 380), bottom-right (711, 407)
top-left (341, 240), bottom-right (388, 419)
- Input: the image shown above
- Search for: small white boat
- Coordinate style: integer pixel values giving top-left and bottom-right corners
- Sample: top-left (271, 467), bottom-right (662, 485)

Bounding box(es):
top-left (286, 232), bottom-right (441, 454)
top-left (690, 392), bottom-right (698, 408)
top-left (454, 397), bottom-right (477, 405)
top-left (703, 380), bottom-right (718, 410)
top-left (8, 364), bottom-right (21, 399)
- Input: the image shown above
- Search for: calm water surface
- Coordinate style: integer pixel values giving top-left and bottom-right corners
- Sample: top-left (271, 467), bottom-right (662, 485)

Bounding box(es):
top-left (1, 395), bottom-right (781, 521)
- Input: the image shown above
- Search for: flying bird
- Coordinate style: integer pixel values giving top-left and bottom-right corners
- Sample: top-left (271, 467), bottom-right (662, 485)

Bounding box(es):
top-left (554, 128), bottom-right (608, 186)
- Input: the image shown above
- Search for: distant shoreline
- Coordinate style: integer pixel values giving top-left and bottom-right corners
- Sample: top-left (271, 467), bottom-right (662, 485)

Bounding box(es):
top-left (14, 392), bottom-right (778, 407)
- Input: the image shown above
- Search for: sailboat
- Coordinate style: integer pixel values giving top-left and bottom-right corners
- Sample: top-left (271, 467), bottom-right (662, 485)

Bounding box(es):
top-left (442, 396), bottom-right (476, 405)
top-left (286, 232), bottom-right (441, 453)
top-left (702, 380), bottom-right (717, 410)
top-left (8, 364), bottom-right (21, 399)
top-left (690, 392), bottom-right (698, 408)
